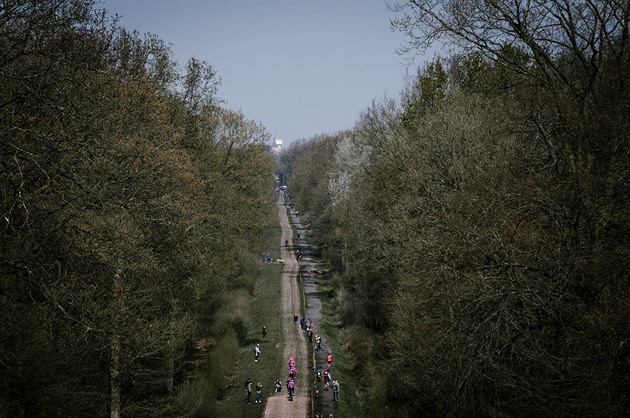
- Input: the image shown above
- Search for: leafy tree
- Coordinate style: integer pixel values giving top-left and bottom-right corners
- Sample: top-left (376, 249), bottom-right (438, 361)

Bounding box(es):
top-left (288, 5), bottom-right (630, 411)
top-left (0, 1), bottom-right (276, 416)
top-left (282, 135), bottom-right (344, 266)
top-left (391, 0), bottom-right (630, 250)
top-left (401, 58), bottom-right (449, 128)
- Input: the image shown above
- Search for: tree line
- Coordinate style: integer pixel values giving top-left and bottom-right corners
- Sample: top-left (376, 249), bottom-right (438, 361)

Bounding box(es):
top-left (1, 1), bottom-right (275, 416)
top-left (280, 1), bottom-right (630, 416)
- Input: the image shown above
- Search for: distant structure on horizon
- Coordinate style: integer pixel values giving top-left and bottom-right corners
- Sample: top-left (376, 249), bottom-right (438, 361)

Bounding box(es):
top-left (271, 138), bottom-right (282, 155)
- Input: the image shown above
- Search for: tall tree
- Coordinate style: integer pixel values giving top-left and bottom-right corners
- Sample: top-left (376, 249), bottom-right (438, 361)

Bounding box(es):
top-left (0, 1), bottom-right (276, 416)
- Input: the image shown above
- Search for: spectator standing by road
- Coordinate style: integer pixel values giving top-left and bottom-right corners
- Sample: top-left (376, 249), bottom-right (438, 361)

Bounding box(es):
top-left (254, 344), bottom-right (261, 362)
top-left (261, 326), bottom-right (267, 339)
top-left (332, 380), bottom-right (340, 401)
top-left (244, 378), bottom-right (252, 404)
top-left (255, 382), bottom-right (263, 403)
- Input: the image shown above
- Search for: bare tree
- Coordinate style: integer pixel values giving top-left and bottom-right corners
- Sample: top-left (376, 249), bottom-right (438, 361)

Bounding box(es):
top-left (391, 0), bottom-right (629, 92)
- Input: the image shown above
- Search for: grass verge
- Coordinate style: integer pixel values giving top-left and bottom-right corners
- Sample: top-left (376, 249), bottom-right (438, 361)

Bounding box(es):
top-left (210, 223), bottom-right (284, 418)
top-left (316, 274), bottom-right (363, 418)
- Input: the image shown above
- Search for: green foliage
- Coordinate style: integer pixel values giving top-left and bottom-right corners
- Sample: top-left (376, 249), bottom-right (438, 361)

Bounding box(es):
top-left (3, 0), bottom-right (630, 416)
top-left (401, 59), bottom-right (449, 129)
top-left (316, 320), bottom-right (362, 418)
top-left (449, 46), bottom-right (532, 97)
top-left (281, 134), bottom-right (345, 267)
top-left (287, 2), bottom-right (630, 415)
top-left (212, 225), bottom-right (285, 418)
top-left (206, 331), bottom-right (240, 400)
top-left (0, 1), bottom-right (276, 416)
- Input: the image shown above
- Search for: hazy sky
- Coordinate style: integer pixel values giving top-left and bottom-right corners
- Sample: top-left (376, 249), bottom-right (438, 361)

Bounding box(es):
top-left (98, 0), bottom-right (424, 146)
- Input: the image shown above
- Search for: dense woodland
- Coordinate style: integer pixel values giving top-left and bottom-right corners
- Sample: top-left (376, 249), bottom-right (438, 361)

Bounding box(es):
top-left (282, 1), bottom-right (630, 417)
top-left (1, 1), bottom-right (276, 416)
top-left (3, 0), bottom-right (630, 417)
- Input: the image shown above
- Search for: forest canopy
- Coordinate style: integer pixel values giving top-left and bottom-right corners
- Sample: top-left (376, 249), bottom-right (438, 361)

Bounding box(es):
top-left (282, 1), bottom-right (630, 416)
top-left (3, 0), bottom-right (629, 416)
top-left (0, 1), bottom-right (275, 416)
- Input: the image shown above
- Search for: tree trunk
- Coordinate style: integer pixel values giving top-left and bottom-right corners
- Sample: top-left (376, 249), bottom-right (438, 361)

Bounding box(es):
top-left (110, 333), bottom-right (121, 418)
top-left (110, 273), bottom-right (122, 418)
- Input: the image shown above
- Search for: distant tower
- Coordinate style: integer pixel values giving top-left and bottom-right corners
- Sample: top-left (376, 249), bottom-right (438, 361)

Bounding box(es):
top-left (271, 138), bottom-right (283, 155)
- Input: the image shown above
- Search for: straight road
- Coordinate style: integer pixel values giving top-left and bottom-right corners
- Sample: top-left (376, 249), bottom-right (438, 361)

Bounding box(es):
top-left (263, 195), bottom-right (309, 418)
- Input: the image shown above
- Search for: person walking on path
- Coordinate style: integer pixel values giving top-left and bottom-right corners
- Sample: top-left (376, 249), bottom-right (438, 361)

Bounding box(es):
top-left (323, 370), bottom-right (330, 391)
top-left (255, 382), bottom-right (263, 403)
top-left (332, 380), bottom-right (340, 401)
top-left (287, 378), bottom-right (295, 401)
top-left (326, 353), bottom-right (333, 368)
top-left (255, 344), bottom-right (261, 362)
top-left (245, 378), bottom-right (252, 404)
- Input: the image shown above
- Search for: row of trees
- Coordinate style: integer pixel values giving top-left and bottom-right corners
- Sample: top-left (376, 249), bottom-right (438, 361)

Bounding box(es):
top-left (281, 1), bottom-right (630, 416)
top-left (1, 1), bottom-right (275, 416)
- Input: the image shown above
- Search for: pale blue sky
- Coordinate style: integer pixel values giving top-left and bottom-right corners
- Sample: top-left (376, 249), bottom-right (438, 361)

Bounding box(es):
top-left (98, 0), bottom-right (425, 146)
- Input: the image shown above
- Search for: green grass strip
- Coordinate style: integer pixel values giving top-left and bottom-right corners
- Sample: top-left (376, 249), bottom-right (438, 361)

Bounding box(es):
top-left (213, 224), bottom-right (285, 418)
top-left (316, 276), bottom-right (362, 418)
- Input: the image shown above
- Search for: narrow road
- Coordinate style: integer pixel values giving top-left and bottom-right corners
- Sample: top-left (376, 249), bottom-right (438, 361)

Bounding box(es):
top-left (263, 195), bottom-right (309, 418)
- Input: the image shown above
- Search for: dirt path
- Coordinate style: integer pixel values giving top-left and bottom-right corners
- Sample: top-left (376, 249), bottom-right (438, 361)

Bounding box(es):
top-left (263, 195), bottom-right (309, 418)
